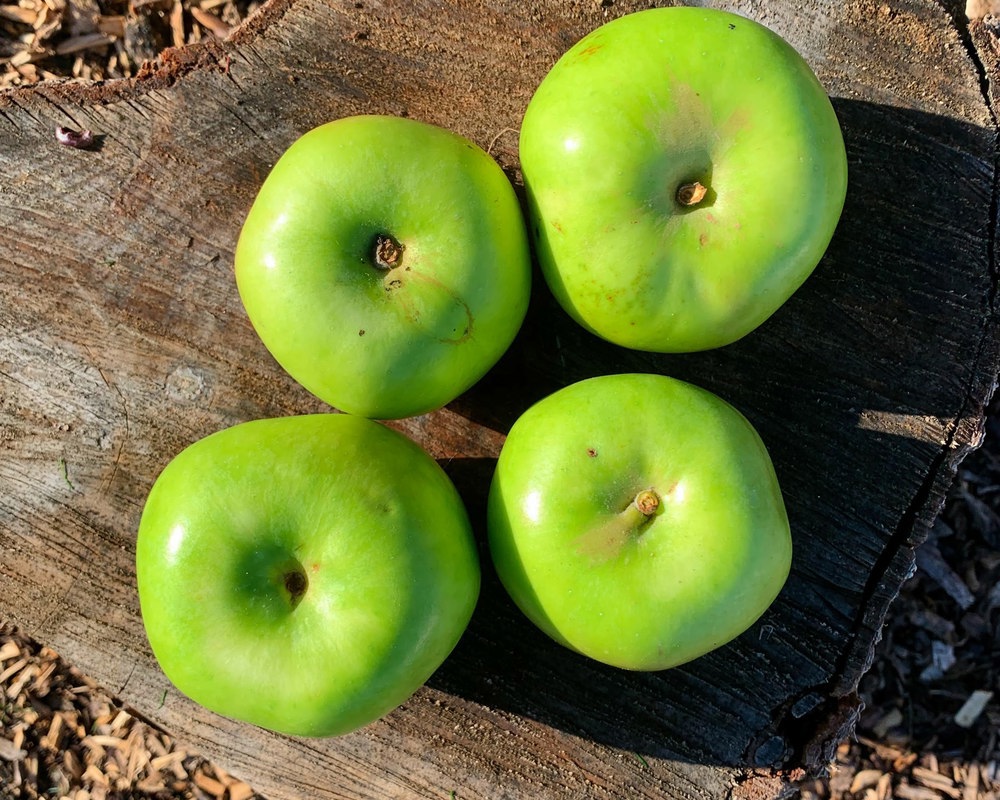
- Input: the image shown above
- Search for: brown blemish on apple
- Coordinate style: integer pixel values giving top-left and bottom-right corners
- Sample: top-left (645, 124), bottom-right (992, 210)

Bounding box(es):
top-left (390, 269), bottom-right (475, 345)
top-left (576, 42), bottom-right (603, 59)
top-left (699, 232), bottom-right (709, 247)
top-left (587, 448), bottom-right (598, 458)
top-left (552, 221), bottom-right (564, 234)
top-left (721, 106), bottom-right (751, 137)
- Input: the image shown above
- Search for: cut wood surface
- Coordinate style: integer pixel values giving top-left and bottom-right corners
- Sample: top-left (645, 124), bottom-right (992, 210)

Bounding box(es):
top-left (1, 1), bottom-right (998, 798)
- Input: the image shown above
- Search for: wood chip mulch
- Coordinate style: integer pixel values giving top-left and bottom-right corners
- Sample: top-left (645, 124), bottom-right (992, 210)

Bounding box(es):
top-left (0, 0), bottom-right (256, 87)
top-left (796, 406), bottom-right (1000, 800)
top-left (0, 622), bottom-right (263, 799)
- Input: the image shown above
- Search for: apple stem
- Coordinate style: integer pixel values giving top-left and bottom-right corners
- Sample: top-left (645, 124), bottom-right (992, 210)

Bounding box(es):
top-left (373, 234), bottom-right (403, 270)
top-left (633, 488), bottom-right (660, 516)
top-left (676, 181), bottom-right (708, 207)
top-left (575, 488), bottom-right (661, 563)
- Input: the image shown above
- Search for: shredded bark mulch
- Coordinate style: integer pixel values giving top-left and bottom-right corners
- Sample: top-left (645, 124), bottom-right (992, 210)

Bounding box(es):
top-left (0, 0), bottom-right (254, 87)
top-left (0, 623), bottom-right (262, 799)
top-left (796, 407), bottom-right (1000, 800)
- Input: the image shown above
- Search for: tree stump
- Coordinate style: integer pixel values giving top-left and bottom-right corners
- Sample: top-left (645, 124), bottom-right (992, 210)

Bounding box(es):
top-left (1, 1), bottom-right (997, 797)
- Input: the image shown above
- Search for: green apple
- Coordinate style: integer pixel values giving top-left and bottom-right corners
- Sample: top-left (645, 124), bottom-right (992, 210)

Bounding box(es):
top-left (136, 413), bottom-right (480, 736)
top-left (235, 115), bottom-right (532, 420)
top-left (519, 7), bottom-right (848, 352)
top-left (487, 373), bottom-right (791, 671)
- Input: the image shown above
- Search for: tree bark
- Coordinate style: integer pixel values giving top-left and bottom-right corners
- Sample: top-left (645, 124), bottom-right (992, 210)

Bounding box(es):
top-left (1, 1), bottom-right (997, 798)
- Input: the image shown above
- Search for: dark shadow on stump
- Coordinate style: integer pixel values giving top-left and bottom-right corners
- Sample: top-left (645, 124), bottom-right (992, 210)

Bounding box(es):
top-left (432, 96), bottom-right (999, 771)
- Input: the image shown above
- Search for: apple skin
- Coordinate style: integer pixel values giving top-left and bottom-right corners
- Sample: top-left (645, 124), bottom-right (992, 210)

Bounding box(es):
top-left (136, 414), bottom-right (480, 737)
top-left (487, 373), bottom-right (791, 671)
top-left (235, 115), bottom-right (531, 420)
top-left (519, 7), bottom-right (848, 352)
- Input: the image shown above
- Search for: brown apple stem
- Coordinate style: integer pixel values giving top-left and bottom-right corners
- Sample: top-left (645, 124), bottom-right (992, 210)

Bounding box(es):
top-left (633, 488), bottom-right (660, 516)
top-left (676, 181), bottom-right (708, 207)
top-left (373, 234), bottom-right (403, 270)
top-left (576, 489), bottom-right (661, 563)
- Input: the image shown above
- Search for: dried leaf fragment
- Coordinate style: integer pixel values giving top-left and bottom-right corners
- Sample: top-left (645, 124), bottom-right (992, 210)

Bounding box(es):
top-left (894, 782), bottom-right (944, 800)
top-left (54, 31), bottom-right (114, 54)
top-left (851, 769), bottom-right (886, 793)
top-left (915, 541), bottom-right (975, 609)
top-left (0, 5), bottom-right (37, 24)
top-left (55, 125), bottom-right (94, 149)
top-left (0, 737), bottom-right (27, 762)
top-left (953, 689), bottom-right (994, 728)
top-left (189, 6), bottom-right (229, 38)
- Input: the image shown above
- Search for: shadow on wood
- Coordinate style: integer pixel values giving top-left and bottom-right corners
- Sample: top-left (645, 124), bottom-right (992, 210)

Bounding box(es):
top-left (437, 94), bottom-right (999, 770)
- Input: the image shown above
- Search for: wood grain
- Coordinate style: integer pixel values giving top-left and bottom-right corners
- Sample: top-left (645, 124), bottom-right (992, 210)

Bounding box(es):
top-left (1, 0), bottom-right (997, 797)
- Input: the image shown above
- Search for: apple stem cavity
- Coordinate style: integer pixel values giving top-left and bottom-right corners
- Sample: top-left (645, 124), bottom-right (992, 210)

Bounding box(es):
top-left (283, 567), bottom-right (308, 609)
top-left (373, 234), bottom-right (404, 270)
top-left (576, 488), bottom-right (661, 563)
top-left (676, 181), bottom-right (708, 207)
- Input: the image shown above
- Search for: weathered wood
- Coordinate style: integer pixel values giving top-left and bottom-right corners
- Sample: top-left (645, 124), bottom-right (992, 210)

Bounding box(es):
top-left (1, 0), bottom-right (997, 798)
